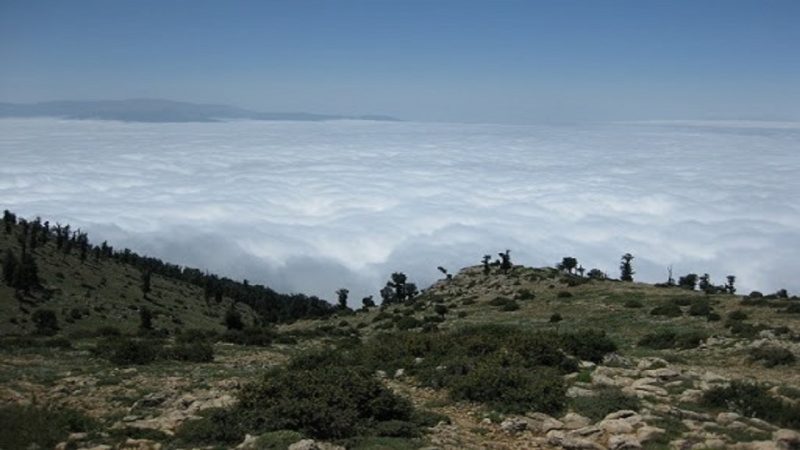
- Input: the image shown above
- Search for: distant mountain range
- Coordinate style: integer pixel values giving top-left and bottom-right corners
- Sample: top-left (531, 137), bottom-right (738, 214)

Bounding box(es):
top-left (0, 99), bottom-right (400, 123)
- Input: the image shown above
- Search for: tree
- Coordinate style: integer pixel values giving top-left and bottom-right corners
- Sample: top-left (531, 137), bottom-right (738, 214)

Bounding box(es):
top-left (576, 265), bottom-right (585, 277)
top-left (141, 270), bottom-right (152, 297)
top-left (499, 250), bottom-right (512, 274)
top-left (726, 275), bottom-right (736, 295)
top-left (139, 307), bottom-right (153, 331)
top-left (481, 255), bottom-right (492, 275)
top-left (336, 288), bottom-right (349, 309)
top-left (619, 253), bottom-right (635, 282)
top-left (698, 274), bottom-right (713, 294)
top-left (225, 307), bottom-right (244, 330)
top-left (2, 249), bottom-right (17, 286)
top-left (32, 309), bottom-right (58, 336)
top-left (362, 296), bottom-right (375, 309)
top-left (437, 266), bottom-right (452, 280)
top-left (13, 251), bottom-right (39, 292)
top-left (2, 210), bottom-right (16, 234)
top-left (380, 283), bottom-right (395, 305)
top-left (678, 273), bottom-right (698, 290)
top-left (434, 304), bottom-right (448, 317)
top-left (666, 265), bottom-right (676, 286)
top-left (587, 268), bottom-right (606, 280)
top-left (558, 257), bottom-right (578, 274)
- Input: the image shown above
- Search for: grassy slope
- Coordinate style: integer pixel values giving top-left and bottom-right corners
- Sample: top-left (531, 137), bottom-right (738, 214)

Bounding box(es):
top-left (0, 227), bottom-right (258, 335)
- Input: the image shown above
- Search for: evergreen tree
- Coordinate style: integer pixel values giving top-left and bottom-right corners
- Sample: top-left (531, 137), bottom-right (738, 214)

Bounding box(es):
top-left (498, 250), bottom-right (512, 273)
top-left (225, 307), bottom-right (244, 330)
top-left (726, 275), bottom-right (736, 294)
top-left (481, 255), bottom-right (492, 275)
top-left (336, 288), bottom-right (349, 309)
top-left (619, 253), bottom-right (635, 282)
top-left (139, 307), bottom-right (153, 331)
top-left (141, 270), bottom-right (152, 297)
top-left (2, 249), bottom-right (17, 286)
top-left (13, 251), bottom-right (39, 292)
top-left (678, 273), bottom-right (698, 290)
top-left (31, 309), bottom-right (58, 336)
top-left (698, 274), bottom-right (713, 293)
top-left (362, 296), bottom-right (375, 309)
top-left (558, 257), bottom-right (578, 274)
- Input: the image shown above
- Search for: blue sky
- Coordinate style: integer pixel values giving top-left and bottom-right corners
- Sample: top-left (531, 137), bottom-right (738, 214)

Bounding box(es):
top-left (1, 0), bottom-right (798, 123)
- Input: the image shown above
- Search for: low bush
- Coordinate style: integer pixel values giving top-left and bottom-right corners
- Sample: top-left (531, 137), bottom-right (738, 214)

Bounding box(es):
top-left (561, 329), bottom-right (616, 363)
top-left (221, 327), bottom-right (275, 346)
top-left (570, 386), bottom-right (640, 421)
top-left (170, 342), bottom-right (214, 362)
top-left (638, 329), bottom-right (706, 350)
top-left (650, 303), bottom-right (682, 317)
top-left (556, 291), bottom-right (573, 299)
top-left (688, 300), bottom-right (712, 317)
top-left (783, 304), bottom-right (800, 314)
top-left (449, 359), bottom-right (565, 414)
top-left (93, 337), bottom-right (162, 365)
top-left (623, 299), bottom-right (643, 308)
top-left (0, 404), bottom-right (96, 450)
top-left (501, 300), bottom-right (520, 311)
top-left (176, 328), bottom-right (217, 344)
top-left (727, 310), bottom-right (748, 321)
top-left (515, 289), bottom-right (535, 300)
top-left (396, 316), bottom-right (422, 330)
top-left (749, 346), bottom-right (795, 368)
top-left (702, 381), bottom-right (800, 429)
top-left (488, 296), bottom-right (512, 307)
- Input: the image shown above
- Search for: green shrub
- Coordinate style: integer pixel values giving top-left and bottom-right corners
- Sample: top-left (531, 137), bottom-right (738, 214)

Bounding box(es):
top-left (170, 342), bottom-right (214, 362)
top-left (31, 309), bottom-right (59, 336)
top-left (0, 404), bottom-right (95, 450)
top-left (749, 346), bottom-right (795, 368)
top-left (707, 312), bottom-right (721, 322)
top-left (702, 381), bottom-right (800, 429)
top-left (176, 328), bottom-right (217, 344)
top-left (253, 430), bottom-right (305, 449)
top-left (561, 329), bottom-right (617, 363)
top-left (501, 300), bottom-right (520, 311)
top-left (638, 329), bottom-right (706, 350)
top-left (372, 420), bottom-right (420, 437)
top-left (571, 387), bottom-right (640, 421)
top-left (93, 337), bottom-right (162, 365)
top-left (235, 365), bottom-right (415, 439)
top-left (515, 289), bottom-right (535, 300)
top-left (449, 359), bottom-right (565, 414)
top-left (221, 327), bottom-right (275, 346)
top-left (728, 310), bottom-right (748, 321)
top-left (783, 304), bottom-right (800, 314)
top-left (488, 296), bottom-right (512, 306)
top-left (176, 407), bottom-right (248, 444)
top-left (650, 303), bottom-right (682, 317)
top-left (623, 299), bottom-right (643, 308)
top-left (688, 301), bottom-right (712, 316)
top-left (671, 297), bottom-right (693, 306)
top-left (727, 321), bottom-right (768, 338)
top-left (396, 316), bottom-right (422, 330)
top-left (556, 291), bottom-right (573, 299)
top-left (95, 325), bottom-right (122, 336)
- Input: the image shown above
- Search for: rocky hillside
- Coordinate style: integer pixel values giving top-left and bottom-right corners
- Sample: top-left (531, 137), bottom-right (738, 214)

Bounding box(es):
top-left (1, 221), bottom-right (799, 449)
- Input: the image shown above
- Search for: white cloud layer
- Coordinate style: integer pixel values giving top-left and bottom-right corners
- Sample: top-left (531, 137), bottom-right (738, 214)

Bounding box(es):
top-left (1, 118), bottom-right (799, 304)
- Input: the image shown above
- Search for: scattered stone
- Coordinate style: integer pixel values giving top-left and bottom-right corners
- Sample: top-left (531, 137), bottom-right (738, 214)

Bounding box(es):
top-left (637, 357), bottom-right (668, 370)
top-left (716, 412), bottom-right (741, 426)
top-left (773, 428), bottom-right (800, 449)
top-left (568, 386), bottom-right (596, 398)
top-left (562, 412), bottom-right (591, 430)
top-left (236, 434), bottom-right (258, 449)
top-left (394, 368), bottom-right (405, 378)
top-left (641, 368), bottom-right (679, 380)
top-left (579, 361), bottom-right (597, 369)
top-left (608, 434), bottom-right (642, 450)
top-left (375, 370), bottom-right (387, 379)
top-left (704, 438), bottom-right (727, 449)
top-left (604, 410), bottom-right (638, 421)
top-left (119, 438), bottom-right (162, 450)
top-left (289, 439), bottom-right (319, 450)
top-left (636, 425), bottom-right (665, 443)
top-left (679, 389), bottom-right (704, 403)
top-left (598, 418), bottom-right (634, 435)
top-left (500, 417), bottom-right (528, 434)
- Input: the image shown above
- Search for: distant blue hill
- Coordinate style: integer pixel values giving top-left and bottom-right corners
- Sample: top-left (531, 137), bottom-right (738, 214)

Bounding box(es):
top-left (0, 99), bottom-right (400, 123)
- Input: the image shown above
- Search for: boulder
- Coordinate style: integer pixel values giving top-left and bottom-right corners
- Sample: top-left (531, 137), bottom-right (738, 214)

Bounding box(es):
top-left (500, 417), bottom-right (528, 434)
top-left (774, 428), bottom-right (800, 449)
top-left (607, 434), bottom-right (641, 450)
top-left (716, 412), bottom-right (741, 426)
top-left (636, 426), bottom-right (665, 443)
top-left (562, 412), bottom-right (592, 430)
top-left (598, 419), bottom-right (634, 435)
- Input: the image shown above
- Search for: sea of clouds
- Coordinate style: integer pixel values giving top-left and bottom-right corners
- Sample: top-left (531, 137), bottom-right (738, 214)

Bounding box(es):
top-left (1, 118), bottom-right (799, 304)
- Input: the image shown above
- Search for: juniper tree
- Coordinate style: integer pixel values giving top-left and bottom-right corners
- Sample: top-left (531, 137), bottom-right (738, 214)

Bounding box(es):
top-left (362, 296), bottom-right (376, 309)
top-left (139, 307), bottom-right (153, 331)
top-left (499, 250), bottom-right (512, 274)
top-left (31, 309), bottom-right (58, 336)
top-left (225, 307), bottom-right (244, 330)
top-left (619, 253), bottom-right (635, 282)
top-left (558, 257), bottom-right (578, 274)
top-left (482, 255), bottom-right (492, 275)
top-left (678, 273), bottom-right (698, 290)
top-left (2, 249), bottom-right (17, 286)
top-left (587, 268), bottom-right (606, 280)
top-left (726, 275), bottom-right (736, 294)
top-left (336, 288), bottom-right (349, 309)
top-left (141, 270), bottom-right (152, 297)
top-left (698, 274), bottom-right (712, 293)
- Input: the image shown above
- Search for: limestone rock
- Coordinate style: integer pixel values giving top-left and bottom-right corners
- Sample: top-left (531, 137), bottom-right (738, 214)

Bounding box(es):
top-left (774, 428), bottom-right (800, 449)
top-left (636, 425), bottom-right (665, 443)
top-left (562, 412), bottom-right (591, 430)
top-left (598, 418), bottom-right (634, 435)
top-left (716, 412), bottom-right (741, 426)
top-left (119, 438), bottom-right (162, 450)
top-left (500, 417), bottom-right (528, 434)
top-left (607, 434), bottom-right (641, 450)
